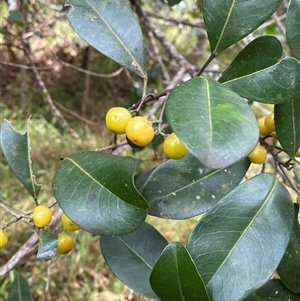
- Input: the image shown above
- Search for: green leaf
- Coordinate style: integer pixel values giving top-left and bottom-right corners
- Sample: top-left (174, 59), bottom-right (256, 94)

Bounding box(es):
top-left (200, 0), bottom-right (282, 54)
top-left (66, 0), bottom-right (147, 78)
top-left (294, 165), bottom-right (300, 183)
top-left (274, 95), bottom-right (300, 157)
top-left (167, 0), bottom-right (183, 6)
top-left (35, 229), bottom-right (58, 261)
top-left (165, 77), bottom-right (258, 169)
top-left (223, 57), bottom-right (300, 104)
top-left (277, 204), bottom-right (300, 294)
top-left (286, 0), bottom-right (300, 61)
top-left (150, 242), bottom-right (210, 301)
top-left (0, 119), bottom-right (41, 201)
top-left (134, 167), bottom-right (156, 193)
top-left (141, 154), bottom-right (250, 219)
top-left (187, 173), bottom-right (294, 301)
top-left (8, 274), bottom-right (32, 301)
top-left (0, 27), bottom-right (13, 35)
top-left (242, 279), bottom-right (300, 301)
top-left (219, 36), bottom-right (283, 83)
top-left (52, 151), bottom-right (148, 236)
top-left (8, 10), bottom-right (25, 27)
top-left (100, 222), bottom-right (168, 300)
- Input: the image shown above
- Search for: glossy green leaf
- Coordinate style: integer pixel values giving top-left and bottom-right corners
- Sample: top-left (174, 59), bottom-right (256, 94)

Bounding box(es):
top-left (294, 165), bottom-right (300, 183)
top-left (286, 0), bottom-right (300, 61)
top-left (35, 229), bottom-right (58, 261)
top-left (274, 95), bottom-right (300, 157)
top-left (219, 36), bottom-right (283, 83)
top-left (100, 222), bottom-right (168, 300)
top-left (141, 154), bottom-right (250, 219)
top-left (8, 274), bottom-right (32, 301)
top-left (165, 77), bottom-right (258, 169)
top-left (134, 167), bottom-right (156, 193)
top-left (200, 0), bottom-right (282, 54)
top-left (66, 0), bottom-right (147, 78)
top-left (277, 204), bottom-right (300, 293)
top-left (187, 173), bottom-right (294, 301)
top-left (0, 119), bottom-right (41, 201)
top-left (52, 152), bottom-right (148, 236)
top-left (150, 242), bottom-right (210, 301)
top-left (167, 0), bottom-right (183, 6)
top-left (242, 279), bottom-right (300, 301)
top-left (223, 57), bottom-right (300, 104)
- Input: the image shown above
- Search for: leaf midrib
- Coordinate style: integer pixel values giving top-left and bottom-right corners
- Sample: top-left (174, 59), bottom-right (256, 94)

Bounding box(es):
top-left (212, 0), bottom-right (237, 54)
top-left (206, 176), bottom-right (277, 288)
top-left (85, 0), bottom-right (146, 78)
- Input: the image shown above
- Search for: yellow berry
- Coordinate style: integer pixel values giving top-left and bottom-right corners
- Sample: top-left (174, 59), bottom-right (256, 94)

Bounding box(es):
top-left (248, 145), bottom-right (267, 164)
top-left (257, 116), bottom-right (272, 136)
top-left (264, 112), bottom-right (276, 132)
top-left (163, 132), bottom-right (188, 159)
top-left (0, 229), bottom-right (8, 248)
top-left (296, 148), bottom-right (300, 157)
top-left (105, 107), bottom-right (132, 134)
top-left (32, 205), bottom-right (52, 228)
top-left (126, 116), bottom-right (155, 147)
top-left (57, 232), bottom-right (74, 255)
top-left (61, 213), bottom-right (80, 231)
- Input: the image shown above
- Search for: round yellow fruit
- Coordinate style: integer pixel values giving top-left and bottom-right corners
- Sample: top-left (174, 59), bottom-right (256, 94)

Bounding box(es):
top-left (295, 148), bottom-right (300, 157)
top-left (57, 232), bottom-right (74, 255)
top-left (264, 112), bottom-right (276, 132)
top-left (32, 205), bottom-right (52, 228)
top-left (248, 145), bottom-right (267, 164)
top-left (163, 132), bottom-right (188, 159)
top-left (105, 107), bottom-right (132, 134)
top-left (257, 116), bottom-right (272, 136)
top-left (126, 116), bottom-right (155, 147)
top-left (0, 229), bottom-right (8, 248)
top-left (61, 213), bottom-right (80, 231)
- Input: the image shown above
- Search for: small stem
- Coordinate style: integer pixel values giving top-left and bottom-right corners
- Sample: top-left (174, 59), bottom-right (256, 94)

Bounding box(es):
top-left (197, 53), bottom-right (217, 77)
top-left (2, 214), bottom-right (30, 230)
top-left (142, 77), bottom-right (148, 98)
top-left (278, 163), bottom-right (300, 194)
top-left (157, 94), bottom-right (169, 135)
top-left (95, 141), bottom-right (128, 152)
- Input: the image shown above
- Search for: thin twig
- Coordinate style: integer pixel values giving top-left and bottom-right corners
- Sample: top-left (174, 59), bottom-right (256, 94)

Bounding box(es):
top-left (56, 55), bottom-right (124, 78)
top-left (0, 209), bottom-right (62, 277)
top-left (22, 42), bottom-right (79, 139)
top-left (147, 11), bottom-right (204, 28)
top-left (129, 0), bottom-right (196, 75)
top-left (37, 0), bottom-right (63, 11)
top-left (53, 101), bottom-right (100, 126)
top-left (145, 67), bottom-right (186, 119)
top-left (272, 12), bottom-right (286, 37)
top-left (0, 203), bottom-right (31, 226)
top-left (147, 30), bottom-right (170, 82)
top-left (0, 60), bottom-right (53, 70)
top-left (95, 141), bottom-right (128, 152)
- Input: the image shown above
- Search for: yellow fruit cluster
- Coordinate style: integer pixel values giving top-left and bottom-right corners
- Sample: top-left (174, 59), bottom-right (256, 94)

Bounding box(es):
top-left (105, 107), bottom-right (189, 159)
top-left (29, 206), bottom-right (76, 255)
top-left (105, 107), bottom-right (155, 147)
top-left (257, 112), bottom-right (275, 136)
top-left (251, 111), bottom-right (300, 163)
top-left (247, 112), bottom-right (273, 164)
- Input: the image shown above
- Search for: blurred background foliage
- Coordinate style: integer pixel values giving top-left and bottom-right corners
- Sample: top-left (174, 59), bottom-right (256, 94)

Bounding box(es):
top-left (0, 0), bottom-right (291, 300)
